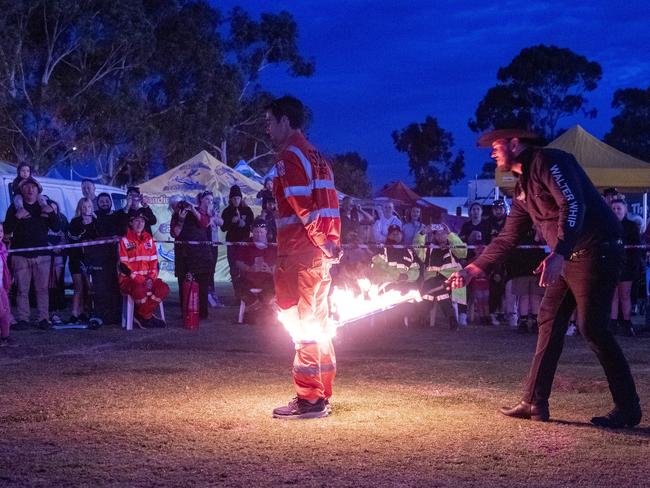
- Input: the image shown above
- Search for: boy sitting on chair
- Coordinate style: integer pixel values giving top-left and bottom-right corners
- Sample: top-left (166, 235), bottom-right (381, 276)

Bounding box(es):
top-left (118, 209), bottom-right (169, 328)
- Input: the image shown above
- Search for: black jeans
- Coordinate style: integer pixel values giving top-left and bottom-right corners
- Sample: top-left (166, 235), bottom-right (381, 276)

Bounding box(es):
top-left (523, 243), bottom-right (639, 410)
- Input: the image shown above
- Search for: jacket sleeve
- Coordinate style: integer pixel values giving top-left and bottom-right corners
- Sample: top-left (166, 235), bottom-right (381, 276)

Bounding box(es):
top-left (118, 238), bottom-right (143, 283)
top-left (4, 206), bottom-right (17, 235)
top-left (538, 153), bottom-right (586, 258)
top-left (46, 210), bottom-right (61, 232)
top-left (276, 153), bottom-right (329, 247)
top-left (448, 232), bottom-right (467, 260)
top-left (220, 207), bottom-right (234, 233)
top-left (472, 198), bottom-right (533, 273)
top-left (146, 237), bottom-right (159, 280)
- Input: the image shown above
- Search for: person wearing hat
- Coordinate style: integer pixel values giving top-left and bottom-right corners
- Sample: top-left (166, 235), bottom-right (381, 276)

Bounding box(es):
top-left (235, 217), bottom-right (277, 318)
top-left (4, 177), bottom-right (60, 330)
top-left (116, 186), bottom-right (157, 236)
top-left (220, 185), bottom-right (254, 294)
top-left (118, 209), bottom-right (169, 328)
top-left (447, 128), bottom-right (642, 428)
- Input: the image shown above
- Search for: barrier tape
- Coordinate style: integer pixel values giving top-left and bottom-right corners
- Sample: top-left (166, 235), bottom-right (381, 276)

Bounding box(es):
top-left (7, 236), bottom-right (650, 254)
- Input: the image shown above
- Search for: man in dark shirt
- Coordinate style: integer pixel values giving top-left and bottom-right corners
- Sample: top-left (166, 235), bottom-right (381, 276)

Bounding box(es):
top-left (459, 202), bottom-right (491, 249)
top-left (4, 177), bottom-right (60, 329)
top-left (115, 187), bottom-right (157, 236)
top-left (448, 129), bottom-right (641, 429)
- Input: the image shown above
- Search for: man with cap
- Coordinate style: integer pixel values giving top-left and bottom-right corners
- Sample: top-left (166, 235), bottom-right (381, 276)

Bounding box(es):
top-left (447, 128), bottom-right (642, 428)
top-left (265, 95), bottom-right (341, 419)
top-left (116, 186), bottom-right (157, 236)
top-left (4, 177), bottom-right (60, 329)
top-left (118, 209), bottom-right (169, 328)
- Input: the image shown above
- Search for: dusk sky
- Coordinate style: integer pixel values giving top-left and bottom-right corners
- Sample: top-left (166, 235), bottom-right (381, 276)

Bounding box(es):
top-left (217, 1), bottom-right (650, 196)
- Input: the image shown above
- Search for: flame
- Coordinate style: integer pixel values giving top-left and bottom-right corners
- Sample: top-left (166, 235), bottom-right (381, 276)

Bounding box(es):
top-left (277, 278), bottom-right (422, 344)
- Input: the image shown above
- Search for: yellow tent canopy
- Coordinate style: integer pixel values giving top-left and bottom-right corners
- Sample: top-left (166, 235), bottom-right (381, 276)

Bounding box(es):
top-left (496, 125), bottom-right (650, 192)
top-left (139, 150), bottom-right (263, 281)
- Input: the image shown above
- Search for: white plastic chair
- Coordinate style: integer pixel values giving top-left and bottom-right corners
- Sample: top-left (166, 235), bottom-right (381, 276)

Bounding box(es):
top-left (121, 295), bottom-right (165, 331)
top-left (238, 288), bottom-right (263, 324)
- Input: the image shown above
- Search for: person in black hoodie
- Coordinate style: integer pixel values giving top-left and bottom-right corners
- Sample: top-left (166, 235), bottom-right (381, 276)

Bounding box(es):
top-left (4, 177), bottom-right (60, 329)
top-left (220, 185), bottom-right (254, 294)
top-left (91, 192), bottom-right (122, 324)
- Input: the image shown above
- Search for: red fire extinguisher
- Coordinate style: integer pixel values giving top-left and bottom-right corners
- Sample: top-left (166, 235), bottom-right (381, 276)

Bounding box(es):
top-left (183, 273), bottom-right (199, 329)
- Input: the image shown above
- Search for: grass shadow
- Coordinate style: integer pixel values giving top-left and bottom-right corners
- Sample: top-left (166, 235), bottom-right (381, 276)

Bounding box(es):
top-left (551, 418), bottom-right (650, 437)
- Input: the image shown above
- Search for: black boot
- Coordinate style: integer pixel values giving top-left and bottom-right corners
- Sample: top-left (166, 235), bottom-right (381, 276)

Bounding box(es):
top-left (516, 316), bottom-right (528, 334)
top-left (620, 319), bottom-right (636, 337)
top-left (591, 405), bottom-right (642, 428)
top-left (499, 401), bottom-right (550, 422)
top-left (529, 314), bottom-right (538, 333)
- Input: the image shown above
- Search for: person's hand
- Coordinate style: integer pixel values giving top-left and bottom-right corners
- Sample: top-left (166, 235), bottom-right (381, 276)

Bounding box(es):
top-left (41, 204), bottom-right (54, 214)
top-left (179, 208), bottom-right (188, 219)
top-left (446, 263), bottom-right (480, 289)
top-left (534, 252), bottom-right (564, 287)
top-left (16, 208), bottom-right (30, 219)
top-left (141, 196), bottom-right (149, 207)
top-left (320, 240), bottom-right (342, 262)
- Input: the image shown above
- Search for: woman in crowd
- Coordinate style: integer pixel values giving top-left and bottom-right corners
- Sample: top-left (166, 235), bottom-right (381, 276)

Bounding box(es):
top-left (171, 196), bottom-right (213, 320)
top-left (220, 185), bottom-right (254, 295)
top-left (66, 197), bottom-right (98, 323)
top-left (610, 198), bottom-right (641, 336)
top-left (197, 190), bottom-right (224, 309)
top-left (257, 177), bottom-right (274, 202)
top-left (46, 198), bottom-right (69, 323)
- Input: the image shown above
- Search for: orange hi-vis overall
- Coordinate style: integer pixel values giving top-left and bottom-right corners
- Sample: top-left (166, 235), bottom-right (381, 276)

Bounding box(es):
top-left (118, 229), bottom-right (169, 319)
top-left (273, 132), bottom-right (341, 402)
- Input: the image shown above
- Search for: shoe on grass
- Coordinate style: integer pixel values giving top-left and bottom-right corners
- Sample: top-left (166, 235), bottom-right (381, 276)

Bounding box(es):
top-left (37, 319), bottom-right (52, 330)
top-left (272, 397), bottom-right (328, 419)
top-left (591, 406), bottom-right (642, 428)
top-left (12, 320), bottom-right (30, 331)
top-left (0, 336), bottom-right (17, 347)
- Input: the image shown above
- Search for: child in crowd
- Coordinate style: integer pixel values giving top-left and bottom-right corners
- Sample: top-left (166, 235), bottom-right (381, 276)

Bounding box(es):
top-left (0, 222), bottom-right (14, 346)
top-left (11, 164), bottom-right (33, 217)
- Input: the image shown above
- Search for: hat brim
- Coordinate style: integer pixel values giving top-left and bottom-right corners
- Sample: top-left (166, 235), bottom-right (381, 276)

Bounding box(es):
top-left (477, 129), bottom-right (543, 148)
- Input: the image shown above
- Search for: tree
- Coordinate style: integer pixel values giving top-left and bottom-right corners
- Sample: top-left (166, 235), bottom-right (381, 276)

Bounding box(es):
top-left (0, 2), bottom-right (315, 183)
top-left (604, 86), bottom-right (650, 162)
top-left (0, 0), bottom-right (154, 174)
top-left (469, 45), bottom-right (602, 141)
top-left (477, 161), bottom-right (496, 179)
top-left (392, 116), bottom-right (464, 196)
top-left (330, 152), bottom-right (372, 198)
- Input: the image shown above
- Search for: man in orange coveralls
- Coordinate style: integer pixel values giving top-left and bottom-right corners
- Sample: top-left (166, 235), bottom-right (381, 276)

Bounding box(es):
top-left (266, 96), bottom-right (341, 419)
top-left (118, 209), bottom-right (169, 328)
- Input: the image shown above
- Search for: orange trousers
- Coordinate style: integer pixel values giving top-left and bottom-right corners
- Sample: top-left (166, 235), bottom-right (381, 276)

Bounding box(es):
top-left (275, 252), bottom-right (337, 401)
top-left (120, 277), bottom-right (169, 319)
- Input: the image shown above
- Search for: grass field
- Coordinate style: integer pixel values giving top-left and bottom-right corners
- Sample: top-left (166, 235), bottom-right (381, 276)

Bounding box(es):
top-left (1, 290), bottom-right (649, 487)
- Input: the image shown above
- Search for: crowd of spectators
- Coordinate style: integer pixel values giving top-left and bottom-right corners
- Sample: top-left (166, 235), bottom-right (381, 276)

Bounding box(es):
top-left (1, 166), bottom-right (648, 346)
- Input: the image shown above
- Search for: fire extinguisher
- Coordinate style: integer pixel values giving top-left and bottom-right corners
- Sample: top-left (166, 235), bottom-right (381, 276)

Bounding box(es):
top-left (183, 272), bottom-right (199, 329)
